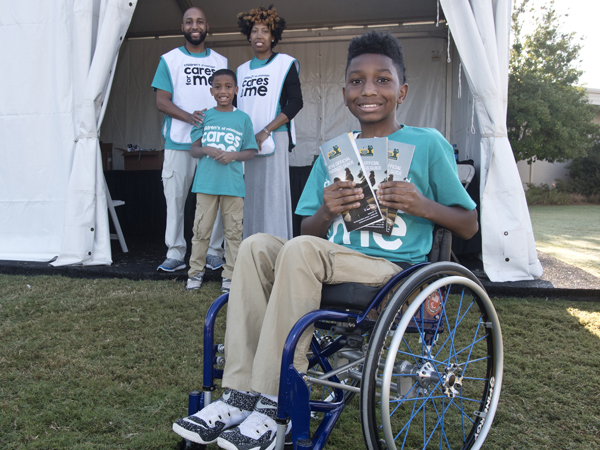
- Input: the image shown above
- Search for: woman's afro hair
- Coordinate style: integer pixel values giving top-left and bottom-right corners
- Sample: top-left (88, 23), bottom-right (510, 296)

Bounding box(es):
top-left (346, 31), bottom-right (407, 83)
top-left (237, 4), bottom-right (286, 49)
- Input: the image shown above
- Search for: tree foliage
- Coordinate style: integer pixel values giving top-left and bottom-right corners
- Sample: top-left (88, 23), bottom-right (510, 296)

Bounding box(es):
top-left (507, 0), bottom-right (599, 163)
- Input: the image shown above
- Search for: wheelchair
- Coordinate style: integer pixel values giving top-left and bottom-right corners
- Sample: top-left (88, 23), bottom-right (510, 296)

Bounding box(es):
top-left (187, 260), bottom-right (503, 450)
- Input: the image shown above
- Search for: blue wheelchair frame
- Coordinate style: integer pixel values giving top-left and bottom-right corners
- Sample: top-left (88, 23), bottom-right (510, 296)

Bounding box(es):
top-left (188, 260), bottom-right (502, 450)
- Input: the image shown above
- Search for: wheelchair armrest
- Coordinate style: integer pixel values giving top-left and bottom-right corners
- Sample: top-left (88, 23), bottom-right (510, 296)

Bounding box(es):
top-left (427, 226), bottom-right (452, 262)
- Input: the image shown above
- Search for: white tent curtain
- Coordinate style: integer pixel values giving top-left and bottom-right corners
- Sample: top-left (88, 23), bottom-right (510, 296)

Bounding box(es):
top-left (441, 0), bottom-right (543, 281)
top-left (52, 0), bottom-right (137, 266)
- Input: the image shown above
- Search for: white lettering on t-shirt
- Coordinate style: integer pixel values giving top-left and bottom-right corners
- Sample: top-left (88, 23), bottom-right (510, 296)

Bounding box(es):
top-left (203, 125), bottom-right (243, 152)
top-left (360, 231), bottom-right (369, 247)
top-left (373, 216), bottom-right (407, 250)
top-left (329, 216), bottom-right (351, 245)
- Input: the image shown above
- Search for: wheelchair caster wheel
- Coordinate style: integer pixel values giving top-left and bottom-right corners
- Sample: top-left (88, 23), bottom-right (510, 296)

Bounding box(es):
top-left (178, 439), bottom-right (206, 450)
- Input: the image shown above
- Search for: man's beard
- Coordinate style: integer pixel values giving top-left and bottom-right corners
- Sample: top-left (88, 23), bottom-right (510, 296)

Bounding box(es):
top-left (184, 29), bottom-right (207, 46)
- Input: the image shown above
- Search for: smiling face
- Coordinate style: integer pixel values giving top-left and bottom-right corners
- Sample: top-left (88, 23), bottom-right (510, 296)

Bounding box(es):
top-left (182, 8), bottom-right (208, 48)
top-left (210, 74), bottom-right (238, 110)
top-left (343, 53), bottom-right (409, 137)
top-left (250, 22), bottom-right (273, 58)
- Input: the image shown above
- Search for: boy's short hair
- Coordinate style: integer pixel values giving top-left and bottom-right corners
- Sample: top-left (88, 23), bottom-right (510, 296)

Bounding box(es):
top-left (346, 31), bottom-right (407, 84)
top-left (212, 68), bottom-right (237, 86)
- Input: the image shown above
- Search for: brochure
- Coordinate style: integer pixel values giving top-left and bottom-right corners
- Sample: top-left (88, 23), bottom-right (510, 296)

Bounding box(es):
top-left (385, 140), bottom-right (416, 229)
top-left (319, 133), bottom-right (383, 231)
top-left (355, 137), bottom-right (392, 236)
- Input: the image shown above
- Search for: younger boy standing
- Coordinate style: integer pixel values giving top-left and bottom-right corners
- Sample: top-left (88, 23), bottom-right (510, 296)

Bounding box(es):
top-left (186, 69), bottom-right (258, 293)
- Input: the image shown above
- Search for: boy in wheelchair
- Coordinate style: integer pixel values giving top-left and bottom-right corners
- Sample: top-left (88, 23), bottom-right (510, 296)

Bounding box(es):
top-left (173, 30), bottom-right (478, 450)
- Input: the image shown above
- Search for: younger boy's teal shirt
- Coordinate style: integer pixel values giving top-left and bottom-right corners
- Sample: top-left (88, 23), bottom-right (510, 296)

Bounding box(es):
top-left (190, 108), bottom-right (257, 197)
top-left (295, 126), bottom-right (476, 264)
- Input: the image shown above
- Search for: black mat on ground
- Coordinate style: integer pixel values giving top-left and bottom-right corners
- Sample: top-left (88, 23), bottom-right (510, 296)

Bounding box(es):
top-left (2, 239), bottom-right (599, 300)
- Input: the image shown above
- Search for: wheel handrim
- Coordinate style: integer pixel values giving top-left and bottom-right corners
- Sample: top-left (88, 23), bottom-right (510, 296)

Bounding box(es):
top-left (377, 276), bottom-right (503, 450)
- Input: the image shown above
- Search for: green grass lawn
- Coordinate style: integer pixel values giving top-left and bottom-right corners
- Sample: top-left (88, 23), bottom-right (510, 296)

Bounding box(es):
top-left (529, 205), bottom-right (600, 279)
top-left (2, 274), bottom-right (600, 449)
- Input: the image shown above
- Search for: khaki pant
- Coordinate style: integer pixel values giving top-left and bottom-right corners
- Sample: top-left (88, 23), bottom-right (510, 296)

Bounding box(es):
top-left (163, 149), bottom-right (224, 261)
top-left (188, 193), bottom-right (243, 280)
top-left (222, 233), bottom-right (402, 396)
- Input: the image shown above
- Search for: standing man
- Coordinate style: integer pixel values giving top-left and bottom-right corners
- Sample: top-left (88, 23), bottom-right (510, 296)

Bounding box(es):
top-left (152, 7), bottom-right (228, 272)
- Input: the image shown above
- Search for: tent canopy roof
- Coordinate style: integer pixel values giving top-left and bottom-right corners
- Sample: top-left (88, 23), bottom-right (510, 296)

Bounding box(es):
top-left (127, 0), bottom-right (444, 38)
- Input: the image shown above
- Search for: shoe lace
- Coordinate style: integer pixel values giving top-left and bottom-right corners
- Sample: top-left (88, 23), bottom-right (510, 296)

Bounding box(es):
top-left (197, 400), bottom-right (241, 426)
top-left (239, 411), bottom-right (276, 436)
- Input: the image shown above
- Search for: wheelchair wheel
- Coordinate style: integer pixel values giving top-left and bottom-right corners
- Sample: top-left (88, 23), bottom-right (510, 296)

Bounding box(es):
top-left (360, 262), bottom-right (503, 450)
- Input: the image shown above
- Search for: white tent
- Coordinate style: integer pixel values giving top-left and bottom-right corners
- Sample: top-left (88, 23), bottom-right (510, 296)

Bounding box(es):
top-left (441, 0), bottom-right (542, 281)
top-left (0, 0), bottom-right (542, 281)
top-left (0, 0), bottom-right (136, 265)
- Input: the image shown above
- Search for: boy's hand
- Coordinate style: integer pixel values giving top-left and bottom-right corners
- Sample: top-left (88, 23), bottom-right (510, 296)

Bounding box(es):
top-left (214, 151), bottom-right (236, 165)
top-left (322, 181), bottom-right (364, 221)
top-left (376, 181), bottom-right (429, 217)
top-left (203, 146), bottom-right (223, 160)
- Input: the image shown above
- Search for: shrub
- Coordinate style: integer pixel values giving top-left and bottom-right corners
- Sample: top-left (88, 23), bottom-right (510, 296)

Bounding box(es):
top-left (556, 142), bottom-right (600, 198)
top-left (525, 183), bottom-right (570, 205)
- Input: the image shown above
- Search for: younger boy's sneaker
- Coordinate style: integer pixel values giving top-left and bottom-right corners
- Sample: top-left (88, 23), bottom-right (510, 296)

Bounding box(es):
top-left (216, 395), bottom-right (292, 450)
top-left (206, 254), bottom-right (225, 270)
top-left (185, 273), bottom-right (204, 291)
top-left (172, 389), bottom-right (258, 445)
top-left (157, 258), bottom-right (186, 272)
top-left (221, 278), bottom-right (232, 293)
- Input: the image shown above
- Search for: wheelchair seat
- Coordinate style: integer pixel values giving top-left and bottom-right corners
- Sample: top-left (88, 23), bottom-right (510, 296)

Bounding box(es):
top-left (320, 282), bottom-right (383, 311)
top-left (320, 225), bottom-right (450, 312)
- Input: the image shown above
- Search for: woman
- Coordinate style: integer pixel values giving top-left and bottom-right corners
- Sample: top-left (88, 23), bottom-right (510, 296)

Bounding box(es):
top-left (236, 5), bottom-right (303, 240)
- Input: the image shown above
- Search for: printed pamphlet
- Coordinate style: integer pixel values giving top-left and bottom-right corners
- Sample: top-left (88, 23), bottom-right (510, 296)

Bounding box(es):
top-left (319, 133), bottom-right (383, 231)
top-left (386, 140), bottom-right (416, 229)
top-left (355, 137), bottom-right (392, 236)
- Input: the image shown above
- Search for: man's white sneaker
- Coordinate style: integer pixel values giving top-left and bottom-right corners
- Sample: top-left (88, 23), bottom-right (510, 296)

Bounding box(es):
top-left (206, 254), bottom-right (225, 270)
top-left (157, 258), bottom-right (186, 272)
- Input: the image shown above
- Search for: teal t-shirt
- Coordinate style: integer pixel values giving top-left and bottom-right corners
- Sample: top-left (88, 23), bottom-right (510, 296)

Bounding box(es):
top-left (190, 108), bottom-right (257, 197)
top-left (295, 126), bottom-right (477, 264)
top-left (151, 48), bottom-right (224, 151)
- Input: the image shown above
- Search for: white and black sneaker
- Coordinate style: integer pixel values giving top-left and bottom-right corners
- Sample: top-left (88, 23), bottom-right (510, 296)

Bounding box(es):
top-left (221, 278), bottom-right (232, 293)
top-left (216, 395), bottom-right (292, 450)
top-left (173, 389), bottom-right (258, 445)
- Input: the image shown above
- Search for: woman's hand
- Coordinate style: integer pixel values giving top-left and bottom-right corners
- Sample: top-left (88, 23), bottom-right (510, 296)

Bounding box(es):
top-left (254, 129), bottom-right (269, 151)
